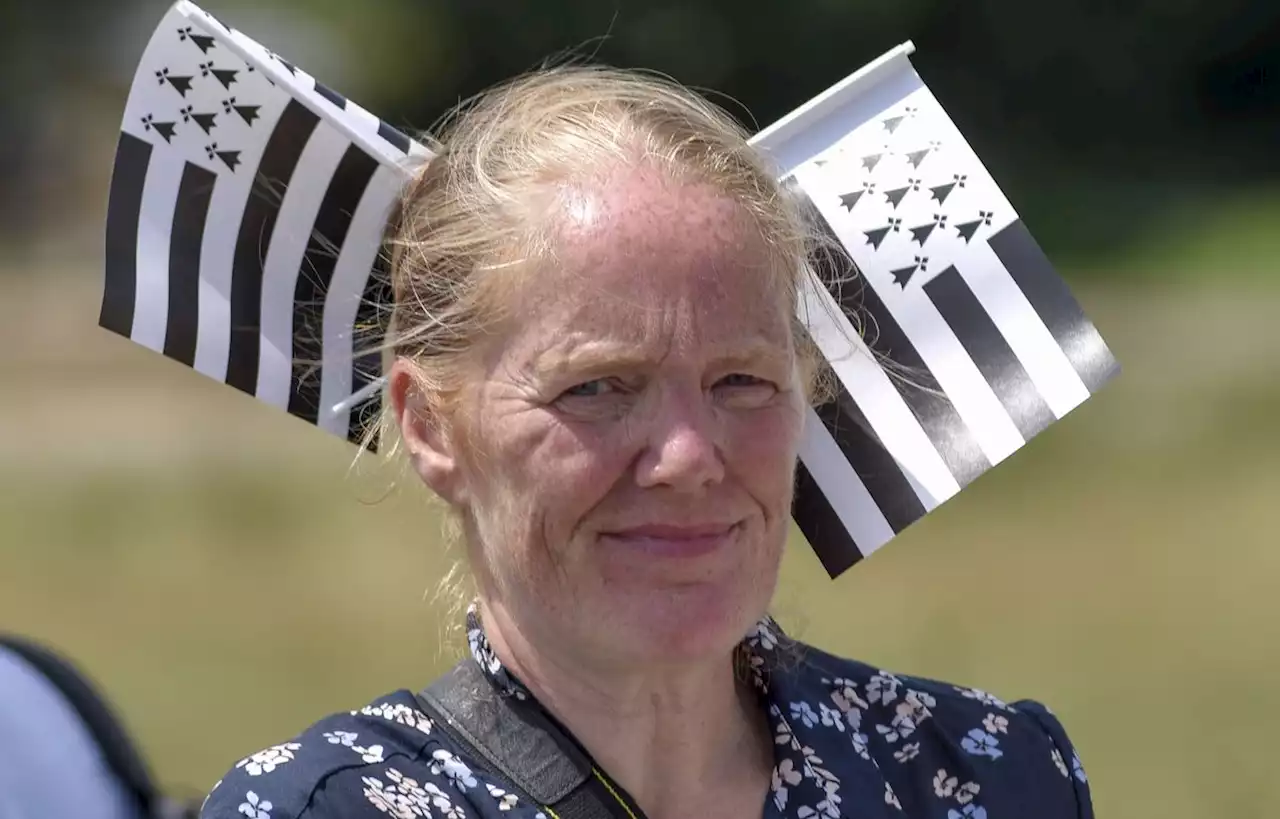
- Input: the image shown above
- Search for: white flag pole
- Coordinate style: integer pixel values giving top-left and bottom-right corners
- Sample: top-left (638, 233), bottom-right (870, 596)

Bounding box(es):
top-left (328, 377), bottom-right (386, 418)
top-left (748, 42), bottom-right (917, 168)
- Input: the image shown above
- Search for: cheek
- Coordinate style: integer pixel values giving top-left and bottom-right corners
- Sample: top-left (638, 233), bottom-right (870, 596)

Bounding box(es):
top-left (724, 402), bottom-right (804, 512)
top-left (535, 423), bottom-right (638, 530)
top-left (476, 409), bottom-right (633, 540)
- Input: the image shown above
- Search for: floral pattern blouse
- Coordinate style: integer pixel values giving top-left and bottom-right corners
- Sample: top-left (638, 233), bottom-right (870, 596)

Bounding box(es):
top-left (199, 610), bottom-right (1093, 819)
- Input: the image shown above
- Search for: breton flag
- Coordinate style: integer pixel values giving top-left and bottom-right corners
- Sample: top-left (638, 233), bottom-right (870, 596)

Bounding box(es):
top-left (100, 5), bottom-right (1118, 580)
top-left (747, 44), bottom-right (1120, 576)
top-left (100, 0), bottom-right (432, 447)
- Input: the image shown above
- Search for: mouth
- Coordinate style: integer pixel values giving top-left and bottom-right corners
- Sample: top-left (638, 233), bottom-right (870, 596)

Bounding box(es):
top-left (599, 521), bottom-right (742, 559)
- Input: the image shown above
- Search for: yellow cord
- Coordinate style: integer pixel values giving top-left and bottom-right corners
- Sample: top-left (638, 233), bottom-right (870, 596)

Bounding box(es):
top-left (538, 768), bottom-right (636, 818)
top-left (591, 769), bottom-right (639, 819)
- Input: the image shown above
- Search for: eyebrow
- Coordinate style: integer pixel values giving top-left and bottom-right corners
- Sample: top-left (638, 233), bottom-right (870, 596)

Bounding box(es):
top-left (528, 336), bottom-right (789, 381)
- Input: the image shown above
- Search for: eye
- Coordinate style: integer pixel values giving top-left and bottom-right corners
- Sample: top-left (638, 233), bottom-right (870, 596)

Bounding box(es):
top-left (713, 373), bottom-right (780, 406)
top-left (560, 378), bottom-right (618, 399)
top-left (717, 373), bottom-right (768, 388)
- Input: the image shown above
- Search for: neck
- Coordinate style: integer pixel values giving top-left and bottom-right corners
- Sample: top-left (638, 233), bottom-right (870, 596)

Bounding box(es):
top-left (477, 598), bottom-right (772, 818)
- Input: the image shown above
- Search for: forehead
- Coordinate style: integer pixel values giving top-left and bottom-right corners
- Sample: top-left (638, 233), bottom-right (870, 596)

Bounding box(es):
top-left (553, 165), bottom-right (759, 267)
top-left (511, 164), bottom-right (788, 336)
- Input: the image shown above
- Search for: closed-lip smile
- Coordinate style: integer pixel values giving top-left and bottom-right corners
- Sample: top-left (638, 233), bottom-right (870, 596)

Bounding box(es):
top-left (600, 521), bottom-right (740, 558)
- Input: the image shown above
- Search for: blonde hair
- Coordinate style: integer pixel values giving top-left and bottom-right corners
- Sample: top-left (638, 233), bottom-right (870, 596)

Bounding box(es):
top-left (359, 62), bottom-right (852, 629)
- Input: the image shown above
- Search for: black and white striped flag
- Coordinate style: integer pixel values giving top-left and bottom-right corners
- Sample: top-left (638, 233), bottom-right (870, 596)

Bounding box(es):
top-left (101, 6), bottom-right (1118, 579)
top-left (747, 44), bottom-right (1120, 576)
top-left (100, 0), bottom-right (432, 447)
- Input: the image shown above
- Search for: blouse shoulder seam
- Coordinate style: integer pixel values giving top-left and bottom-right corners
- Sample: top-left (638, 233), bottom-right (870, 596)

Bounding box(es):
top-left (295, 738), bottom-right (453, 818)
top-left (792, 641), bottom-right (1040, 712)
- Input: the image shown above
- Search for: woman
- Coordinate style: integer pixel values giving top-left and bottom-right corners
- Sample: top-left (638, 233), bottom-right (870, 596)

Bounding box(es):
top-left (200, 65), bottom-right (1093, 819)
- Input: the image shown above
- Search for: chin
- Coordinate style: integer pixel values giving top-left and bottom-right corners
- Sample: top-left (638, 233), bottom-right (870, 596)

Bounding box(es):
top-left (579, 522), bottom-right (783, 665)
top-left (605, 576), bottom-right (773, 665)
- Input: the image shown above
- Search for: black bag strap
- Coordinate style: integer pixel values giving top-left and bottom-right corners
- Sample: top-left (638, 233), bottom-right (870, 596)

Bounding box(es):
top-left (414, 659), bottom-right (642, 819)
top-left (0, 634), bottom-right (161, 816)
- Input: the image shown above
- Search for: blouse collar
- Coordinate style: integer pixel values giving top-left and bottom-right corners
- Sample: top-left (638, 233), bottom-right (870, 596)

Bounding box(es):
top-left (461, 603), bottom-right (878, 819)
top-left (463, 602), bottom-right (784, 700)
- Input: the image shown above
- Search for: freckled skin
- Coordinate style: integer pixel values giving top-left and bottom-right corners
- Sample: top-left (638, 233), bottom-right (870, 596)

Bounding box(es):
top-left (455, 162), bottom-right (807, 671)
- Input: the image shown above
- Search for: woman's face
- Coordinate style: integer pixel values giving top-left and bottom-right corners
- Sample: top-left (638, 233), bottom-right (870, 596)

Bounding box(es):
top-left (424, 164), bottom-right (806, 669)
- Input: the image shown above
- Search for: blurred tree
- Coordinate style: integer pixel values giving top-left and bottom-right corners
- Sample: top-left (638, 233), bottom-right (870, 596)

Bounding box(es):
top-left (0, 0), bottom-right (77, 244)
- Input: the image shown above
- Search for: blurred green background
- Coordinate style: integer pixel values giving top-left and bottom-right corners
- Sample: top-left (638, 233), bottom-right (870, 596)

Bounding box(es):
top-left (1, 0), bottom-right (1278, 817)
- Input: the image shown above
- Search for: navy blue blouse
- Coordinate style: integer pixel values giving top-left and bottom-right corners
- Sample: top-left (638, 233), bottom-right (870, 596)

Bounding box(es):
top-left (200, 610), bottom-right (1093, 819)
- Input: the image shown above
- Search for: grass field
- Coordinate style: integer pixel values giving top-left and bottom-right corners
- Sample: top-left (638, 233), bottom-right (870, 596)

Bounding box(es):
top-left (2, 244), bottom-right (1279, 816)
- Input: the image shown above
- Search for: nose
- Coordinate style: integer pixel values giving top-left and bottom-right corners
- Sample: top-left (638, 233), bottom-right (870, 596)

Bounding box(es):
top-left (634, 387), bottom-right (725, 492)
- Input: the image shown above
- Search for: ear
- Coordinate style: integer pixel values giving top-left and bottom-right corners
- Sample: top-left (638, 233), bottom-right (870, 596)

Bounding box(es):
top-left (388, 358), bottom-right (468, 506)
